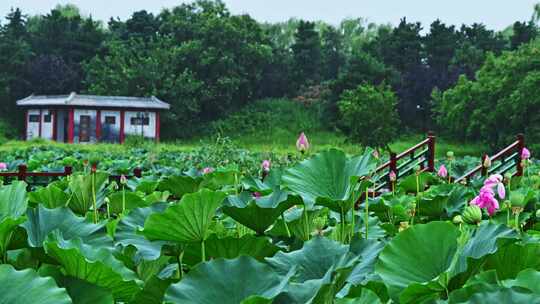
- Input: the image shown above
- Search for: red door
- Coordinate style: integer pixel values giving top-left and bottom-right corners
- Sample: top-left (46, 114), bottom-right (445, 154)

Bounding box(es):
top-left (79, 115), bottom-right (91, 142)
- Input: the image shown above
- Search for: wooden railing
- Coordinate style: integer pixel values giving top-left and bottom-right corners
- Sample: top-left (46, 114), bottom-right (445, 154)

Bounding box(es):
top-left (372, 132), bottom-right (436, 192)
top-left (454, 134), bottom-right (525, 184)
top-left (0, 165), bottom-right (142, 186)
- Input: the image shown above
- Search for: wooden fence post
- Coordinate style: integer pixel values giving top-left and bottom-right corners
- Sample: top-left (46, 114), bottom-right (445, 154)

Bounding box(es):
top-left (389, 152), bottom-right (398, 180)
top-left (18, 165), bottom-right (27, 182)
top-left (134, 168), bottom-right (142, 178)
top-left (64, 166), bottom-right (73, 176)
top-left (427, 131), bottom-right (436, 172)
top-left (516, 133), bottom-right (525, 177)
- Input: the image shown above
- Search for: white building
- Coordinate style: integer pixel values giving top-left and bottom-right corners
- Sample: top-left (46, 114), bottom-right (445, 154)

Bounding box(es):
top-left (17, 93), bottom-right (170, 143)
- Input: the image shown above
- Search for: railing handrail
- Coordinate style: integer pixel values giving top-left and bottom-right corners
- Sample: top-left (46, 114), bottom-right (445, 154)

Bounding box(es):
top-left (455, 134), bottom-right (524, 184)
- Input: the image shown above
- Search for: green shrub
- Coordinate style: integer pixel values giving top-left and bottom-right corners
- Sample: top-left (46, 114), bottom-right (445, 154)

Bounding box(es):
top-left (210, 98), bottom-right (325, 140)
top-left (338, 83), bottom-right (400, 149)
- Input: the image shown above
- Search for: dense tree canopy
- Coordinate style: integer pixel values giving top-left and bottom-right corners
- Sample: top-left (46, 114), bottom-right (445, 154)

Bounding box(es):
top-left (0, 0), bottom-right (538, 144)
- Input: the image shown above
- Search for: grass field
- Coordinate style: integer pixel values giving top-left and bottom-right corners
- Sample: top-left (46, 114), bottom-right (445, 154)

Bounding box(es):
top-left (0, 132), bottom-right (486, 158)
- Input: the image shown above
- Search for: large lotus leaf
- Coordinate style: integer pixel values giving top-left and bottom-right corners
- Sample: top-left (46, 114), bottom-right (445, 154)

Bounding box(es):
top-left (0, 217), bottom-right (26, 257)
top-left (115, 203), bottom-right (168, 262)
top-left (0, 264), bottom-right (71, 304)
top-left (44, 232), bottom-right (142, 302)
top-left (127, 178), bottom-right (159, 194)
top-left (397, 172), bottom-right (437, 194)
top-left (107, 191), bottom-right (149, 214)
top-left (417, 184), bottom-right (453, 217)
top-left (200, 170), bottom-right (238, 191)
top-left (0, 181), bottom-right (28, 219)
top-left (445, 185), bottom-right (474, 216)
top-left (223, 190), bottom-right (298, 234)
top-left (28, 185), bottom-right (69, 209)
top-left (131, 275), bottom-right (175, 304)
top-left (282, 149), bottom-right (375, 211)
top-left (450, 222), bottom-right (518, 284)
top-left (460, 286), bottom-right (540, 304)
top-left (335, 288), bottom-right (382, 304)
top-left (183, 234), bottom-right (279, 265)
top-left (242, 169), bottom-right (283, 193)
top-left (157, 175), bottom-right (202, 198)
top-left (60, 276), bottom-right (114, 304)
top-left (68, 172), bottom-right (109, 214)
top-left (23, 205), bottom-right (111, 248)
top-left (347, 238), bottom-right (385, 285)
top-left (269, 207), bottom-right (321, 241)
top-left (144, 191), bottom-right (170, 204)
top-left (503, 268), bottom-right (540, 294)
top-left (484, 242), bottom-right (540, 280)
top-left (267, 236), bottom-right (358, 282)
top-left (375, 221), bottom-right (459, 302)
top-left (165, 256), bottom-right (289, 304)
top-left (143, 189), bottom-right (226, 243)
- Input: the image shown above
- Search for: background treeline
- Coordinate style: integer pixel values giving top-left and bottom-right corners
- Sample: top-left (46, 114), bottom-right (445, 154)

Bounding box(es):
top-left (1, 0), bottom-right (539, 148)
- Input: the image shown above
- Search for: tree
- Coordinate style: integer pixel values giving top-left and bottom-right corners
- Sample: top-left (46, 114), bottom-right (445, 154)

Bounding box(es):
top-left (338, 83), bottom-right (400, 149)
top-left (424, 20), bottom-right (460, 91)
top-left (292, 20), bottom-right (321, 89)
top-left (510, 21), bottom-right (537, 50)
top-left (320, 25), bottom-right (345, 80)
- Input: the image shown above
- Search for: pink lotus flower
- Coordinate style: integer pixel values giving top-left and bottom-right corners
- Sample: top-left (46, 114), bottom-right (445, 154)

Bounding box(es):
top-left (521, 147), bottom-right (531, 160)
top-left (470, 186), bottom-right (499, 216)
top-left (389, 170), bottom-right (397, 182)
top-left (0, 162), bottom-right (7, 171)
top-left (261, 160), bottom-right (271, 172)
top-left (438, 165), bottom-right (448, 178)
top-left (296, 132), bottom-right (310, 153)
top-left (202, 167), bottom-right (214, 175)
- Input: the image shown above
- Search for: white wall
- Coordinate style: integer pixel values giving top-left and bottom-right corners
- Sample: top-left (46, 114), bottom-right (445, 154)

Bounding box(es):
top-left (26, 109), bottom-right (40, 140)
top-left (56, 110), bottom-right (66, 142)
top-left (124, 111), bottom-right (156, 138)
top-left (100, 110), bottom-right (121, 142)
top-left (41, 109), bottom-right (54, 140)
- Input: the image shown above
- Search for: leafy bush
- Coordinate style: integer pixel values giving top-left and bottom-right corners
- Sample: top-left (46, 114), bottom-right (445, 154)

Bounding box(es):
top-left (210, 98), bottom-right (325, 139)
top-left (338, 83), bottom-right (400, 149)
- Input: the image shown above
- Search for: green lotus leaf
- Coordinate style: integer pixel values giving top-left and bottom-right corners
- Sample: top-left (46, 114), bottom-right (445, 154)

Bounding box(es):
top-left (347, 238), bottom-right (385, 285)
top-left (282, 149), bottom-right (375, 211)
top-left (397, 172), bottom-right (437, 194)
top-left (114, 203), bottom-right (168, 262)
top-left (242, 169), bottom-right (282, 193)
top-left (267, 236), bottom-right (358, 282)
top-left (0, 264), bottom-right (71, 304)
top-left (157, 175), bottom-right (202, 198)
top-left (200, 170), bottom-right (238, 191)
top-left (23, 205), bottom-right (111, 248)
top-left (131, 275), bottom-right (175, 304)
top-left (223, 190), bottom-right (298, 234)
top-left (107, 191), bottom-right (149, 214)
top-left (0, 181), bottom-right (28, 258)
top-left (144, 191), bottom-right (170, 204)
top-left (375, 221), bottom-right (459, 302)
top-left (484, 242), bottom-right (540, 280)
top-left (67, 172), bottom-right (109, 215)
top-left (165, 256), bottom-right (289, 304)
top-left (335, 288), bottom-right (382, 304)
top-left (28, 185), bottom-right (69, 209)
top-left (44, 231), bottom-right (142, 302)
top-left (269, 207), bottom-right (321, 240)
top-left (456, 286), bottom-right (540, 304)
top-left (183, 234), bottom-right (279, 265)
top-left (59, 276), bottom-right (114, 304)
top-left (417, 184), bottom-right (453, 217)
top-left (503, 268), bottom-right (540, 294)
top-left (143, 189), bottom-right (226, 243)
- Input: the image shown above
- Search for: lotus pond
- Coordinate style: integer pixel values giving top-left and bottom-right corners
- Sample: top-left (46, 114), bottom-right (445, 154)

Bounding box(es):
top-left (0, 143), bottom-right (539, 304)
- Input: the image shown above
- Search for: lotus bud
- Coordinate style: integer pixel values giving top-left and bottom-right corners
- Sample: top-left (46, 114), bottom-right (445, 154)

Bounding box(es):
top-left (104, 197), bottom-right (110, 204)
top-left (483, 156), bottom-right (491, 168)
top-left (0, 162), bottom-right (7, 171)
top-left (415, 166), bottom-right (421, 175)
top-left (202, 167), bottom-right (214, 175)
top-left (111, 181), bottom-right (119, 190)
top-left (399, 221), bottom-right (409, 232)
top-left (509, 191), bottom-right (525, 207)
top-left (389, 170), bottom-right (397, 182)
top-left (261, 160), bottom-right (271, 173)
top-left (372, 150), bottom-right (380, 160)
top-left (463, 205), bottom-right (482, 225)
top-left (296, 132), bottom-right (310, 153)
top-left (438, 165), bottom-right (448, 178)
top-left (120, 175), bottom-right (128, 185)
top-left (453, 215), bottom-right (464, 225)
top-left (91, 164), bottom-right (97, 174)
top-left (83, 159), bottom-right (89, 167)
top-left (446, 151), bottom-right (455, 160)
top-left (521, 147), bottom-right (531, 160)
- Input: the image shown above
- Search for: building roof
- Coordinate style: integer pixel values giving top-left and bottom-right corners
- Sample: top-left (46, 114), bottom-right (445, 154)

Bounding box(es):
top-left (16, 93), bottom-right (170, 110)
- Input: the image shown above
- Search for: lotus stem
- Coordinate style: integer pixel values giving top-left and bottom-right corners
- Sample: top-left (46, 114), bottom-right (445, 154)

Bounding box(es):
top-left (177, 251), bottom-right (184, 279)
top-left (415, 173), bottom-right (420, 219)
top-left (282, 213), bottom-right (291, 238)
top-left (365, 187), bottom-right (369, 240)
top-left (92, 172), bottom-right (97, 224)
top-left (122, 185), bottom-right (126, 215)
top-left (303, 206), bottom-right (310, 241)
top-left (201, 240), bottom-right (206, 262)
top-left (106, 201), bottom-right (110, 219)
top-left (340, 206), bottom-right (346, 243)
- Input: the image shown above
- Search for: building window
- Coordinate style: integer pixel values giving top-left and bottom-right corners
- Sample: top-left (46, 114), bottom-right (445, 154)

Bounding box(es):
top-left (105, 116), bottom-right (116, 124)
top-left (44, 114), bottom-right (52, 123)
top-left (130, 117), bottom-right (150, 126)
top-left (29, 115), bottom-right (40, 122)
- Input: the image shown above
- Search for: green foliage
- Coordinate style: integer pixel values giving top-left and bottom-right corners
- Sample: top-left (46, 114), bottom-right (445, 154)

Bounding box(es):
top-left (435, 39), bottom-right (540, 150)
top-left (338, 83), bottom-right (400, 148)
